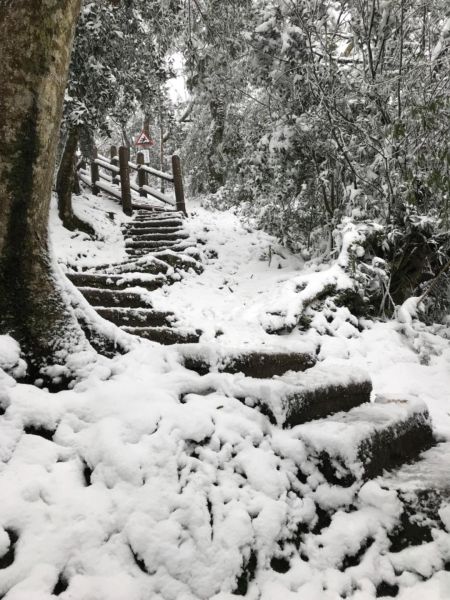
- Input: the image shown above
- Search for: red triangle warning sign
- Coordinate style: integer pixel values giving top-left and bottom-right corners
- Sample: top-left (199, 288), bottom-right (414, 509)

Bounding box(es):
top-left (135, 131), bottom-right (152, 146)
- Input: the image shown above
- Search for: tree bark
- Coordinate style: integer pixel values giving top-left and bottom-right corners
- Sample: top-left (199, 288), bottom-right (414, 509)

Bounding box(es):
top-left (0, 0), bottom-right (85, 371)
top-left (56, 125), bottom-right (94, 235)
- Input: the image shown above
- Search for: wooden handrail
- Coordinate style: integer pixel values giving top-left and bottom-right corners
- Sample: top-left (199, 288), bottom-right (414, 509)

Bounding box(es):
top-left (136, 164), bottom-right (174, 182)
top-left (79, 145), bottom-right (187, 215)
top-left (94, 158), bottom-right (120, 174)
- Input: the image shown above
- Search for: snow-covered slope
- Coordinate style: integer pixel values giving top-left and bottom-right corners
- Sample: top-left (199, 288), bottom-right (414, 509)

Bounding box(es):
top-left (0, 194), bottom-right (448, 599)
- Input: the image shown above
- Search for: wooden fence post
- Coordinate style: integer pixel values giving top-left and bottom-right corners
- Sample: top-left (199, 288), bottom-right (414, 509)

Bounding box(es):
top-left (110, 145), bottom-right (119, 186)
top-left (137, 152), bottom-right (147, 198)
top-left (172, 154), bottom-right (187, 216)
top-left (90, 148), bottom-right (99, 195)
top-left (119, 146), bottom-right (133, 215)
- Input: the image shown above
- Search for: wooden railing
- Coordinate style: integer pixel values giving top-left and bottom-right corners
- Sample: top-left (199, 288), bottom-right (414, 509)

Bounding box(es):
top-left (78, 145), bottom-right (187, 216)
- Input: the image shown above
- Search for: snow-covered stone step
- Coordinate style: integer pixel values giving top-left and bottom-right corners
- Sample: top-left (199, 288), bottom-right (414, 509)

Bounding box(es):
top-left (126, 248), bottom-right (176, 257)
top-left (133, 207), bottom-right (177, 214)
top-left (379, 441), bottom-right (450, 552)
top-left (183, 362), bottom-right (371, 426)
top-left (124, 231), bottom-right (189, 242)
top-left (123, 226), bottom-right (184, 236)
top-left (133, 211), bottom-right (184, 221)
top-left (126, 243), bottom-right (194, 257)
top-left (77, 287), bottom-right (153, 309)
top-left (96, 307), bottom-right (174, 328)
top-left (125, 240), bottom-right (178, 250)
top-left (126, 218), bottom-right (184, 229)
top-left (152, 251), bottom-right (204, 273)
top-left (132, 204), bottom-right (177, 212)
top-left (178, 346), bottom-right (316, 378)
top-left (294, 398), bottom-right (434, 483)
top-left (90, 256), bottom-right (170, 275)
top-left (284, 378), bottom-right (373, 427)
top-left (100, 254), bottom-right (202, 275)
top-left (67, 272), bottom-right (167, 291)
top-left (122, 326), bottom-right (202, 345)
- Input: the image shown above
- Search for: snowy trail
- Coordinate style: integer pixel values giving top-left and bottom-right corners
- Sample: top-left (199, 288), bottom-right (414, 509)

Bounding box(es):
top-left (0, 195), bottom-right (448, 599)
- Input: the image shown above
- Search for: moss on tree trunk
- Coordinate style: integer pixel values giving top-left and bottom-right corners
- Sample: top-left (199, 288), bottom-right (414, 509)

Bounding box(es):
top-left (0, 0), bottom-right (85, 371)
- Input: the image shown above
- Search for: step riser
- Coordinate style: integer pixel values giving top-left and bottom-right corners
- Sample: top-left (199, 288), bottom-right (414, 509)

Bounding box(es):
top-left (128, 220), bottom-right (184, 229)
top-left (78, 288), bottom-right (152, 309)
top-left (123, 227), bottom-right (183, 235)
top-left (124, 233), bottom-right (189, 242)
top-left (126, 249), bottom-right (175, 257)
top-left (126, 244), bottom-right (191, 256)
top-left (68, 274), bottom-right (166, 291)
top-left (133, 209), bottom-right (180, 214)
top-left (133, 213), bottom-right (183, 219)
top-left (152, 252), bottom-right (203, 271)
top-left (126, 248), bottom-right (176, 255)
top-left (358, 412), bottom-right (434, 480)
top-left (285, 381), bottom-right (373, 427)
top-left (93, 263), bottom-right (168, 275)
top-left (298, 404), bottom-right (434, 485)
top-left (132, 206), bottom-right (176, 212)
top-left (122, 327), bottom-right (201, 345)
top-left (125, 242), bottom-right (178, 249)
top-left (96, 308), bottom-right (173, 328)
top-left (182, 352), bottom-right (316, 378)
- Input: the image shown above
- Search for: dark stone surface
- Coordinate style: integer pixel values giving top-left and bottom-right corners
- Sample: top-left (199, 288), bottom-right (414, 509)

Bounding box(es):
top-left (126, 219), bottom-right (183, 229)
top-left (313, 409), bottom-right (434, 484)
top-left (24, 424), bottom-right (55, 440)
top-left (0, 530), bottom-right (17, 569)
top-left (270, 555), bottom-right (290, 573)
top-left (67, 272), bottom-right (166, 291)
top-left (125, 240), bottom-right (178, 249)
top-left (152, 252), bottom-right (204, 273)
top-left (96, 308), bottom-right (174, 328)
top-left (183, 351), bottom-right (316, 379)
top-left (78, 288), bottom-right (152, 309)
top-left (126, 247), bottom-right (176, 257)
top-left (388, 492), bottom-right (438, 552)
top-left (52, 573), bottom-right (69, 596)
top-left (341, 537), bottom-right (374, 569)
top-left (124, 226), bottom-right (183, 236)
top-left (234, 550), bottom-right (257, 596)
top-left (125, 232), bottom-right (189, 242)
top-left (82, 461), bottom-right (92, 486)
top-left (108, 260), bottom-right (169, 275)
top-left (123, 326), bottom-right (202, 345)
top-left (285, 380), bottom-right (373, 427)
top-left (376, 581), bottom-right (399, 597)
top-left (359, 410), bottom-right (434, 480)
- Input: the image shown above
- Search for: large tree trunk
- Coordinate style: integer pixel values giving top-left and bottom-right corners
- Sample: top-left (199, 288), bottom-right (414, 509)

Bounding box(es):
top-left (0, 0), bottom-right (85, 372)
top-left (56, 125), bottom-right (94, 235)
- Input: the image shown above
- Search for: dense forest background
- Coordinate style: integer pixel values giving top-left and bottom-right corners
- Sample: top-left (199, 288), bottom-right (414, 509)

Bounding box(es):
top-left (61, 0), bottom-right (450, 322)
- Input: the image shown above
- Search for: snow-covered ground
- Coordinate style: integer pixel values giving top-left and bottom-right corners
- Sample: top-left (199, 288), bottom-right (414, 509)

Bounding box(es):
top-left (0, 193), bottom-right (448, 599)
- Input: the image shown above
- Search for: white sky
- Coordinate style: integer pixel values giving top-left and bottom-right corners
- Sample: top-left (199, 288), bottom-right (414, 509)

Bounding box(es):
top-left (167, 52), bottom-right (189, 103)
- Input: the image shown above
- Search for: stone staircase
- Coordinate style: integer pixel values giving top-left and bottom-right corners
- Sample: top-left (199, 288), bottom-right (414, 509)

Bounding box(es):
top-left (174, 352), bottom-right (438, 593)
top-left (67, 206), bottom-right (203, 344)
top-left (124, 210), bottom-right (191, 257)
top-left (176, 352), bottom-right (434, 482)
top-left (66, 202), bottom-right (441, 575)
top-left (67, 204), bottom-right (436, 484)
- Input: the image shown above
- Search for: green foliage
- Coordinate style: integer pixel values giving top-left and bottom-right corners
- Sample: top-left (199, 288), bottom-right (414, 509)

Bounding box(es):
top-left (179, 0), bottom-right (450, 317)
